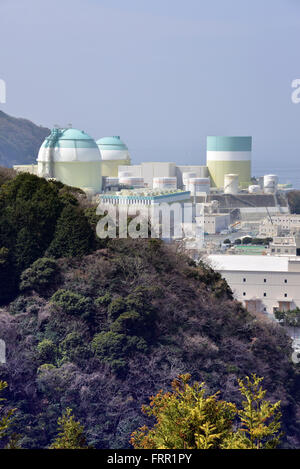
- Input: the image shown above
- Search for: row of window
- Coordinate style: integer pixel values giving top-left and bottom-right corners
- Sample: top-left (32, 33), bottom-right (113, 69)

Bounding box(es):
top-left (242, 292), bottom-right (288, 298)
top-left (243, 278), bottom-right (288, 283)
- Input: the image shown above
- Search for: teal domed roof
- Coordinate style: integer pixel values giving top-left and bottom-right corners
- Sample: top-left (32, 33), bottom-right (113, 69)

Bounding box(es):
top-left (42, 128), bottom-right (98, 149)
top-left (97, 136), bottom-right (128, 150)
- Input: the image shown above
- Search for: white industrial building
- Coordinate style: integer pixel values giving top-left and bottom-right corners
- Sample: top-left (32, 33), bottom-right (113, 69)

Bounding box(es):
top-left (207, 254), bottom-right (300, 315)
top-left (201, 213), bottom-right (230, 234)
top-left (118, 162), bottom-right (209, 190)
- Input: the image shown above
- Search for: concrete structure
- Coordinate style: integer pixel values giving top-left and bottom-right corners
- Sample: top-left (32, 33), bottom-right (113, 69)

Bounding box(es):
top-left (153, 177), bottom-right (177, 190)
top-left (259, 215), bottom-right (300, 237)
top-left (201, 213), bottom-right (230, 234)
top-left (207, 254), bottom-right (300, 315)
top-left (13, 164), bottom-right (38, 175)
top-left (97, 136), bottom-right (131, 177)
top-left (269, 237), bottom-right (297, 256)
top-left (188, 177), bottom-right (210, 196)
top-left (98, 188), bottom-right (191, 210)
top-left (206, 136), bottom-right (252, 188)
top-left (118, 162), bottom-right (209, 189)
top-left (118, 176), bottom-right (144, 188)
top-left (37, 128), bottom-right (102, 193)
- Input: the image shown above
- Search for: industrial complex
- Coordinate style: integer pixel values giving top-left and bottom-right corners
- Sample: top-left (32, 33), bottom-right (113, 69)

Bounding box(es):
top-left (13, 126), bottom-right (300, 344)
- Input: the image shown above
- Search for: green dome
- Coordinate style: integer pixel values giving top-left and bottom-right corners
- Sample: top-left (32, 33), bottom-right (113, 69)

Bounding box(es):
top-left (97, 136), bottom-right (128, 150)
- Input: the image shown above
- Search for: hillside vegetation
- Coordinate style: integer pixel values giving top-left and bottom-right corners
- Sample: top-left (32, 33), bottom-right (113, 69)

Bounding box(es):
top-left (0, 170), bottom-right (299, 449)
top-left (0, 111), bottom-right (49, 167)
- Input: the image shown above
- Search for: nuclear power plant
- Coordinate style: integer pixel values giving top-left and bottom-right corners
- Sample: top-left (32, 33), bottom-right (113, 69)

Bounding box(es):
top-left (14, 128), bottom-right (291, 225)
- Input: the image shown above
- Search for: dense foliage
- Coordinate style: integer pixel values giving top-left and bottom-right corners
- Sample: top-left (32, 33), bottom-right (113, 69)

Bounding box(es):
top-left (0, 173), bottom-right (100, 303)
top-left (0, 234), bottom-right (299, 448)
top-left (131, 374), bottom-right (282, 449)
top-left (0, 171), bottom-right (299, 449)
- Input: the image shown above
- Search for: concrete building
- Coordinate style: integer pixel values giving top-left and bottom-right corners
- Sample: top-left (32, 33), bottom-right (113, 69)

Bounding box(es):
top-left (207, 254), bottom-right (300, 315)
top-left (268, 237), bottom-right (297, 256)
top-left (259, 215), bottom-right (300, 237)
top-left (97, 136), bottom-right (131, 178)
top-left (118, 162), bottom-right (209, 189)
top-left (201, 213), bottom-right (230, 234)
top-left (206, 136), bottom-right (252, 188)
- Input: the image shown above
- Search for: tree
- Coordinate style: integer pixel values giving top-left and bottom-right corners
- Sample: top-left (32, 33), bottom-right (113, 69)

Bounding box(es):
top-left (50, 408), bottom-right (88, 449)
top-left (47, 205), bottom-right (94, 259)
top-left (224, 375), bottom-right (282, 449)
top-left (274, 308), bottom-right (300, 328)
top-left (20, 257), bottom-right (59, 293)
top-left (130, 374), bottom-right (282, 450)
top-left (0, 381), bottom-right (15, 442)
top-left (130, 374), bottom-right (236, 449)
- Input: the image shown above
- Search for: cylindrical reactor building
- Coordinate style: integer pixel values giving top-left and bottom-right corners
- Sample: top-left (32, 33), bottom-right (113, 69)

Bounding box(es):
top-left (37, 128), bottom-right (102, 194)
top-left (97, 136), bottom-right (131, 177)
top-left (206, 136), bottom-right (252, 188)
top-left (153, 177), bottom-right (177, 190)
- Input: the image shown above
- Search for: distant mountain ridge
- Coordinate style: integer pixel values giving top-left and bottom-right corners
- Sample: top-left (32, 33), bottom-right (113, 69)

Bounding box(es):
top-left (0, 111), bottom-right (50, 167)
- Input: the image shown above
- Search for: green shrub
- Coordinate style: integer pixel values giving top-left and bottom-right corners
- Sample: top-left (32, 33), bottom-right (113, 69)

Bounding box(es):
top-left (59, 332), bottom-right (90, 363)
top-left (20, 258), bottom-right (59, 293)
top-left (107, 296), bottom-right (127, 322)
top-left (37, 339), bottom-right (57, 364)
top-left (50, 289), bottom-right (93, 320)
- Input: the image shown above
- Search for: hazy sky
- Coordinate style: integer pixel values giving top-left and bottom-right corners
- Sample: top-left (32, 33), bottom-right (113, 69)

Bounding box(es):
top-left (0, 0), bottom-right (300, 180)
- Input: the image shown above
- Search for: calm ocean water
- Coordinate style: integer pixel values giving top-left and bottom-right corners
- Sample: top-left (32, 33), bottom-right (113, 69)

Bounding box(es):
top-left (253, 164), bottom-right (300, 190)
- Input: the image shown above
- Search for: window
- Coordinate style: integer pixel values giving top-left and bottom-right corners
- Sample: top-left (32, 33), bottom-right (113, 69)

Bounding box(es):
top-left (264, 307), bottom-right (267, 312)
top-left (284, 279), bottom-right (287, 284)
top-left (243, 278), bottom-right (246, 283)
top-left (264, 279), bottom-right (267, 283)
top-left (263, 293), bottom-right (267, 297)
top-left (243, 292), bottom-right (246, 296)
top-left (284, 293), bottom-right (287, 298)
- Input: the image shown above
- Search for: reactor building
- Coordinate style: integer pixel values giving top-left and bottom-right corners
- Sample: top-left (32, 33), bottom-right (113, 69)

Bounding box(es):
top-left (206, 136), bottom-right (252, 188)
top-left (97, 136), bottom-right (131, 178)
top-left (37, 127), bottom-right (102, 193)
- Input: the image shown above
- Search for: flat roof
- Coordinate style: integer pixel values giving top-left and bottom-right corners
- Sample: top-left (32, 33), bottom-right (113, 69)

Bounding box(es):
top-left (207, 254), bottom-right (297, 272)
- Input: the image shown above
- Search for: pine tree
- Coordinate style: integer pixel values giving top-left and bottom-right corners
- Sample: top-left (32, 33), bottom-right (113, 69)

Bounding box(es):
top-left (222, 374), bottom-right (282, 449)
top-left (130, 374), bottom-right (282, 450)
top-left (47, 205), bottom-right (94, 259)
top-left (50, 408), bottom-right (89, 449)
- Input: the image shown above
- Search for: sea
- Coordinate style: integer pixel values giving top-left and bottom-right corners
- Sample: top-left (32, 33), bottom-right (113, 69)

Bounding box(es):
top-left (253, 163), bottom-right (300, 190)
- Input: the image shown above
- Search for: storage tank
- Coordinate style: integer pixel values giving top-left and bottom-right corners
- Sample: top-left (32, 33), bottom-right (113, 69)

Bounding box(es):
top-left (206, 136), bottom-right (252, 188)
top-left (119, 176), bottom-right (144, 188)
top-left (182, 172), bottom-right (196, 190)
top-left (224, 174), bottom-right (239, 194)
top-left (37, 127), bottom-right (102, 194)
top-left (264, 174), bottom-right (278, 194)
top-left (248, 185), bottom-right (261, 194)
top-left (188, 177), bottom-right (210, 195)
top-left (153, 177), bottom-right (177, 190)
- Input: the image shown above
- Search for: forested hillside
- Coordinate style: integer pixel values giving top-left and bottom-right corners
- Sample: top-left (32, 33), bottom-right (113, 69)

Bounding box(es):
top-left (0, 111), bottom-right (49, 167)
top-left (0, 169), bottom-right (300, 449)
